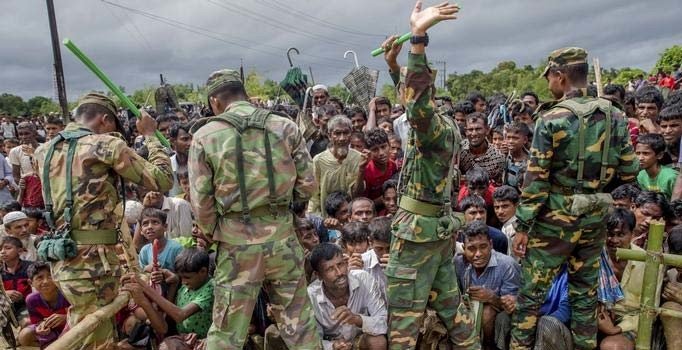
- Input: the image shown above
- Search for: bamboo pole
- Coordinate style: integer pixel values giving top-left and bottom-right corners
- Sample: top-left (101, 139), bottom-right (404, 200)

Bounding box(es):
top-left (593, 58), bottom-right (604, 97)
top-left (636, 220), bottom-right (665, 350)
top-left (615, 249), bottom-right (682, 267)
top-left (45, 292), bottom-right (130, 350)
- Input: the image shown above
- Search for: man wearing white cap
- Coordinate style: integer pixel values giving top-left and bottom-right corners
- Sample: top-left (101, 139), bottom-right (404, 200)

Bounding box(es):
top-left (3, 211), bottom-right (37, 261)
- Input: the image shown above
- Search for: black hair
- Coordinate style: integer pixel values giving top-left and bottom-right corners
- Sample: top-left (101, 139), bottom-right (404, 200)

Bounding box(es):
top-left (492, 125), bottom-right (504, 136)
top-left (210, 84), bottom-right (248, 104)
top-left (466, 91), bottom-right (486, 105)
top-left (604, 84), bottom-right (626, 102)
top-left (671, 199), bottom-right (682, 221)
top-left (659, 103), bottom-right (682, 123)
top-left (374, 97), bottom-right (391, 109)
top-left (504, 121), bottom-right (531, 138)
top-left (1, 201), bottom-right (21, 213)
top-left (612, 184), bottom-right (641, 202)
top-left (548, 63), bottom-right (589, 86)
top-left (175, 248), bottom-right (210, 273)
top-left (669, 225), bottom-right (682, 255)
top-left (364, 128), bottom-right (389, 149)
top-left (493, 185), bottom-right (520, 204)
top-left (586, 85), bottom-right (598, 98)
top-left (0, 236), bottom-right (22, 249)
top-left (465, 167), bottom-right (489, 188)
top-left (606, 208), bottom-right (636, 232)
top-left (635, 191), bottom-right (673, 220)
top-left (169, 123), bottom-right (192, 139)
top-left (368, 217), bottom-right (391, 244)
top-left (177, 169), bottom-right (189, 181)
top-left (156, 114), bottom-right (175, 126)
top-left (350, 197), bottom-right (375, 214)
top-left (22, 208), bottom-right (43, 220)
top-left (459, 194), bottom-right (486, 212)
top-left (382, 179), bottom-right (397, 194)
top-left (623, 92), bottom-right (636, 108)
top-left (294, 216), bottom-right (315, 231)
top-left (339, 222), bottom-right (370, 246)
top-left (320, 104), bottom-right (338, 117)
top-left (663, 90), bottom-right (682, 109)
top-left (328, 96), bottom-right (345, 112)
top-left (509, 101), bottom-right (534, 119)
top-left (349, 107), bottom-right (367, 121)
top-left (140, 207), bottom-right (168, 224)
top-left (45, 117), bottom-right (64, 126)
top-left (520, 91), bottom-right (539, 105)
top-left (310, 243), bottom-right (343, 273)
top-left (324, 191), bottom-right (351, 218)
top-left (453, 101), bottom-right (475, 115)
top-left (636, 86), bottom-right (664, 110)
top-left (377, 117), bottom-right (392, 127)
top-left (462, 220), bottom-right (490, 241)
top-left (27, 261), bottom-right (51, 280)
top-left (290, 201), bottom-right (308, 216)
top-left (465, 112), bottom-right (488, 127)
top-left (76, 103), bottom-right (113, 121)
top-left (637, 133), bottom-right (666, 155)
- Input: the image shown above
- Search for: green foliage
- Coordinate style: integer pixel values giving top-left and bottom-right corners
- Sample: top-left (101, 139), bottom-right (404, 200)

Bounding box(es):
top-left (328, 84), bottom-right (351, 105)
top-left (0, 93), bottom-right (27, 116)
top-left (26, 96), bottom-right (60, 115)
top-left (611, 67), bottom-right (647, 85)
top-left (380, 83), bottom-right (398, 105)
top-left (654, 45), bottom-right (682, 74)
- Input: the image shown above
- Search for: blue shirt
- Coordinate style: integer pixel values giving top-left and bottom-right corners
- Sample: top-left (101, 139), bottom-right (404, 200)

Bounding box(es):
top-left (139, 238), bottom-right (184, 271)
top-left (454, 250), bottom-right (520, 296)
top-left (488, 226), bottom-right (509, 255)
top-left (539, 264), bottom-right (570, 324)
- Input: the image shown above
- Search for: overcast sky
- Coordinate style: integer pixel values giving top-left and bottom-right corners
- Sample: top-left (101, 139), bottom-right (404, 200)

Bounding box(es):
top-left (2, 0), bottom-right (681, 100)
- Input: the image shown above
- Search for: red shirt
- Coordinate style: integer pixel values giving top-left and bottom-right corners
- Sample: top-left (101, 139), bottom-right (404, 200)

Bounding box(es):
top-left (363, 159), bottom-right (397, 200)
top-left (659, 76), bottom-right (676, 89)
top-left (21, 174), bottom-right (44, 209)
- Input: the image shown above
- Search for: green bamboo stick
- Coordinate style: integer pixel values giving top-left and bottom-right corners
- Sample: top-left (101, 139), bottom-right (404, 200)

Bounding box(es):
top-left (636, 219), bottom-right (665, 350)
top-left (62, 38), bottom-right (171, 147)
top-left (616, 249), bottom-right (682, 267)
top-left (371, 32), bottom-right (412, 57)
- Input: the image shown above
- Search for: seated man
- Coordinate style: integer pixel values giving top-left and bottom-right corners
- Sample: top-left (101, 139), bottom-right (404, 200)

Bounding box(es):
top-left (459, 194), bottom-right (509, 254)
top-left (3, 211), bottom-right (38, 261)
top-left (349, 197), bottom-right (376, 223)
top-left (454, 220), bottom-right (520, 350)
top-left (308, 243), bottom-right (388, 350)
top-left (363, 217), bottom-right (391, 304)
top-left (18, 261), bottom-right (70, 348)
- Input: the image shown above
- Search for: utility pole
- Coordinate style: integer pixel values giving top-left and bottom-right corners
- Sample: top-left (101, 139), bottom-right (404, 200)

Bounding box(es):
top-left (432, 60), bottom-right (447, 90)
top-left (46, 0), bottom-right (69, 120)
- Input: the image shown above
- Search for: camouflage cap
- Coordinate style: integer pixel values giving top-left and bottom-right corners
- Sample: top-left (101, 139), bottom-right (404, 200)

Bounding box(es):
top-left (77, 92), bottom-right (125, 132)
top-left (541, 47), bottom-right (588, 77)
top-left (206, 69), bottom-right (243, 97)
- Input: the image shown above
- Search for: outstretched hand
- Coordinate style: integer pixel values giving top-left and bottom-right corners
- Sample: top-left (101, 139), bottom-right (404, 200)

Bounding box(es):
top-left (410, 1), bottom-right (460, 35)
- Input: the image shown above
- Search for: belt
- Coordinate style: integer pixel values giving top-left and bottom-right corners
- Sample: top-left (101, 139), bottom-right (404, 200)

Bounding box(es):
top-left (399, 196), bottom-right (442, 217)
top-left (70, 229), bottom-right (119, 245)
top-left (550, 184), bottom-right (599, 196)
top-left (225, 204), bottom-right (290, 221)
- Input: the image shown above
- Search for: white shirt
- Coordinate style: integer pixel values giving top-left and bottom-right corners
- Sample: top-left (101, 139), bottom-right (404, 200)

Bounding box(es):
top-left (307, 269), bottom-right (387, 350)
top-left (361, 249), bottom-right (388, 305)
top-left (1, 122), bottom-right (15, 138)
top-left (501, 217), bottom-right (517, 257)
top-left (392, 113), bottom-right (410, 151)
top-left (9, 145), bottom-right (40, 178)
top-left (161, 196), bottom-right (193, 239)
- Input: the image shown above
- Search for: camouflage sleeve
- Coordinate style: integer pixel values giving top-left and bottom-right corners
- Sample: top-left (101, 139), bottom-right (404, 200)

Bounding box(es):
top-left (187, 136), bottom-right (216, 236)
top-left (389, 69), bottom-right (400, 87)
top-left (110, 136), bottom-right (173, 192)
top-left (515, 117), bottom-right (552, 233)
top-left (614, 110), bottom-right (638, 182)
top-left (288, 121), bottom-right (316, 204)
top-left (404, 53), bottom-right (447, 147)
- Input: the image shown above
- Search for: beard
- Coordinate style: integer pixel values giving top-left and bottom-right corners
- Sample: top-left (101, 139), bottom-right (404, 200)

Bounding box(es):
top-left (332, 144), bottom-right (349, 160)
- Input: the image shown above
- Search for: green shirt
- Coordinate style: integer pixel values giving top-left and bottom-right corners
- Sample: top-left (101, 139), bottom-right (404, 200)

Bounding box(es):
top-left (176, 278), bottom-right (214, 338)
top-left (637, 166), bottom-right (678, 200)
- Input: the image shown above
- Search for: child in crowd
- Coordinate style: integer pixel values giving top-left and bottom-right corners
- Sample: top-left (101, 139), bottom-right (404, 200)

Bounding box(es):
top-left (388, 134), bottom-right (403, 170)
top-left (18, 261), bottom-right (70, 348)
top-left (23, 208), bottom-right (47, 236)
top-left (459, 194), bottom-right (509, 255)
top-left (0, 236), bottom-right (32, 318)
top-left (138, 208), bottom-right (184, 274)
top-left (377, 117), bottom-right (394, 136)
top-left (378, 180), bottom-right (398, 217)
top-left (3, 138), bottom-right (19, 158)
top-left (611, 183), bottom-right (642, 209)
top-left (341, 221), bottom-right (371, 271)
top-left (176, 170), bottom-right (191, 203)
top-left (458, 167), bottom-right (496, 208)
top-left (635, 133), bottom-right (678, 200)
top-left (363, 129), bottom-right (398, 201)
top-left (493, 186), bottom-right (520, 255)
top-left (349, 107), bottom-right (367, 133)
top-left (362, 217), bottom-right (391, 304)
top-left (350, 131), bottom-right (366, 153)
top-left (491, 125), bottom-right (505, 153)
top-left (295, 217), bottom-right (320, 283)
top-left (658, 103), bottom-right (682, 167)
top-left (3, 211), bottom-right (37, 262)
top-left (323, 191), bottom-right (351, 242)
top-left (502, 122), bottom-right (531, 190)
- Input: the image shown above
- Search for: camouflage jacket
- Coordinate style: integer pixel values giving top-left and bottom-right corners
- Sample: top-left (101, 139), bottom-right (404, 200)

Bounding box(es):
top-left (515, 91), bottom-right (638, 232)
top-left (188, 101), bottom-right (316, 245)
top-left (394, 53), bottom-right (461, 242)
top-left (35, 122), bottom-right (173, 230)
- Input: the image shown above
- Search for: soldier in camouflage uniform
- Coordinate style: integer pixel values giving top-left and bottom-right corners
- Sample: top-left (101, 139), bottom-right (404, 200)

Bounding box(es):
top-left (188, 70), bottom-right (321, 349)
top-left (34, 93), bottom-right (173, 349)
top-left (385, 2), bottom-right (478, 349)
top-left (510, 48), bottom-right (639, 350)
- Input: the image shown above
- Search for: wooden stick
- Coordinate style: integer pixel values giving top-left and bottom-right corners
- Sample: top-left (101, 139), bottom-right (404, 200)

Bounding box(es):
top-left (45, 292), bottom-right (130, 350)
top-left (635, 219), bottom-right (665, 350)
top-left (593, 58), bottom-right (604, 97)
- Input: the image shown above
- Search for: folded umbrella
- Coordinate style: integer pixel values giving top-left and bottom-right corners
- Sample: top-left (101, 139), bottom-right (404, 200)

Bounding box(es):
top-left (280, 48), bottom-right (310, 107)
top-left (342, 50), bottom-right (379, 113)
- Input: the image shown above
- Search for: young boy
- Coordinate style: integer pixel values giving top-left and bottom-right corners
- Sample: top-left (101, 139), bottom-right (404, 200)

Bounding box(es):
top-left (377, 117), bottom-right (394, 136)
top-left (635, 133), bottom-right (679, 200)
top-left (491, 125), bottom-right (505, 153)
top-left (323, 191), bottom-right (351, 242)
top-left (502, 122), bottom-right (531, 190)
top-left (0, 236), bottom-right (32, 315)
top-left (18, 261), bottom-right (70, 348)
top-left (3, 211), bottom-right (38, 261)
top-left (23, 208), bottom-right (47, 236)
top-left (295, 217), bottom-right (320, 283)
top-left (658, 103), bottom-right (682, 168)
top-left (349, 107), bottom-right (367, 133)
top-left (362, 217), bottom-right (391, 304)
top-left (3, 138), bottom-right (18, 158)
top-left (175, 170), bottom-right (191, 203)
top-left (363, 129), bottom-right (398, 201)
top-left (341, 221), bottom-right (371, 273)
top-left (611, 183), bottom-right (642, 209)
top-left (378, 180), bottom-right (398, 217)
top-left (635, 86), bottom-right (664, 134)
top-left (388, 134), bottom-right (403, 170)
top-left (138, 208), bottom-right (184, 273)
top-left (350, 131), bottom-right (366, 153)
top-left (137, 248), bottom-right (214, 349)
top-left (493, 185), bottom-right (520, 256)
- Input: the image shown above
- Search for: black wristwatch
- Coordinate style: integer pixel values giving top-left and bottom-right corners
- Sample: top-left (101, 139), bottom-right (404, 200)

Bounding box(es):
top-left (410, 33), bottom-right (429, 47)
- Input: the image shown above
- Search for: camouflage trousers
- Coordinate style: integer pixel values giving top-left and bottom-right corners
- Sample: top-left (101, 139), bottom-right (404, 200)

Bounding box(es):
top-left (207, 236), bottom-right (321, 349)
top-left (511, 210), bottom-right (605, 350)
top-left (385, 237), bottom-right (479, 350)
top-left (52, 243), bottom-right (122, 350)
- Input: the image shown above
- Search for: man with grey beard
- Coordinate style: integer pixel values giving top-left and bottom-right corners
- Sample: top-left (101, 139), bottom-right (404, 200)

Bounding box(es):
top-left (309, 115), bottom-right (368, 215)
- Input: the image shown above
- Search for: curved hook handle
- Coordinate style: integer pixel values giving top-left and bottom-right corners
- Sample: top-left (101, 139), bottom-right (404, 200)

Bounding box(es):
top-left (344, 50), bottom-right (359, 68)
top-left (287, 47), bottom-right (300, 67)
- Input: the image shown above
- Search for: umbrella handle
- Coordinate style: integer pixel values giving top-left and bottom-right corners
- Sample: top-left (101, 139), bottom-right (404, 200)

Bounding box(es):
top-left (302, 87), bottom-right (313, 110)
top-left (344, 50), bottom-right (359, 68)
top-left (287, 47), bottom-right (300, 67)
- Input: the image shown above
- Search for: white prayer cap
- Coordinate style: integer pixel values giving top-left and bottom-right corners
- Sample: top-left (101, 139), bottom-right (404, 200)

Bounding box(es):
top-left (312, 84), bottom-right (328, 92)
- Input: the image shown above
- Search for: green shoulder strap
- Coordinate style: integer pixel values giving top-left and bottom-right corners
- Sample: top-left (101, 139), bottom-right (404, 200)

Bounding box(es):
top-left (43, 129), bottom-right (92, 229)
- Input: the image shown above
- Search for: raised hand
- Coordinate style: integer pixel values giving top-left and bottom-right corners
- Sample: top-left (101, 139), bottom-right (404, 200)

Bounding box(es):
top-left (410, 1), bottom-right (460, 35)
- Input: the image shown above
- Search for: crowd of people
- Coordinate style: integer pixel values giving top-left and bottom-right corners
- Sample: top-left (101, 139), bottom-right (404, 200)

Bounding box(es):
top-left (1, 2), bottom-right (682, 350)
